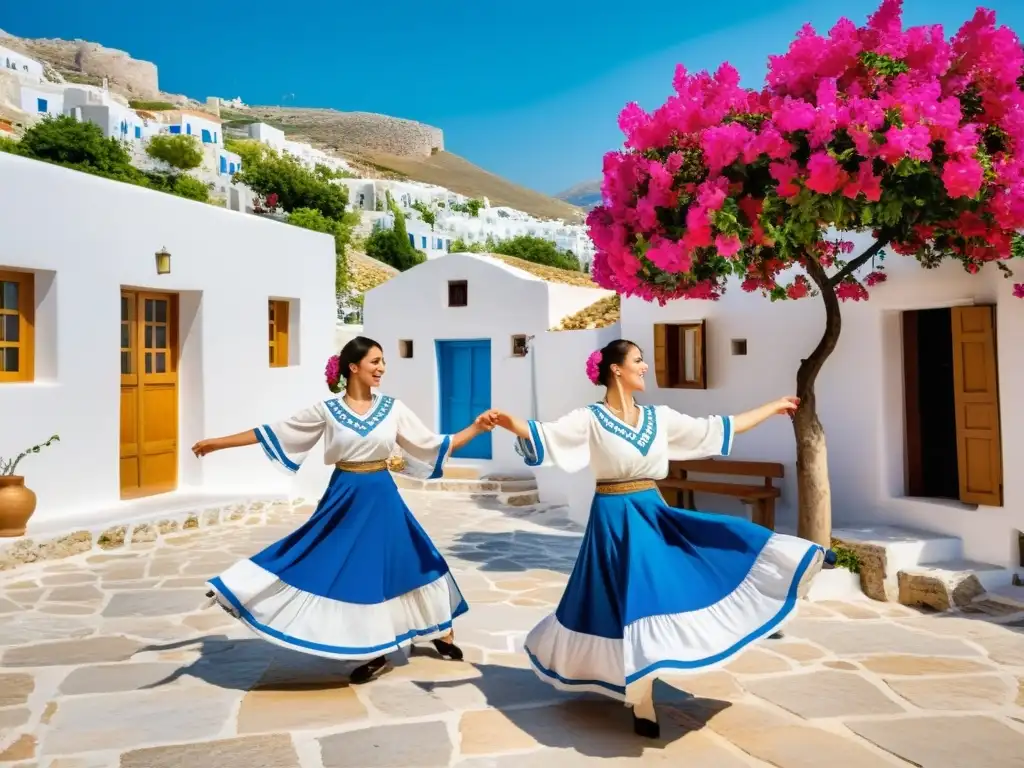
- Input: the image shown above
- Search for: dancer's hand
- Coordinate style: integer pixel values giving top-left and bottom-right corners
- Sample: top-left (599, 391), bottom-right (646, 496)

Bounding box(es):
top-left (192, 438), bottom-right (219, 457)
top-left (492, 411), bottom-right (516, 431)
top-left (474, 410), bottom-right (499, 431)
top-left (773, 396), bottom-right (800, 416)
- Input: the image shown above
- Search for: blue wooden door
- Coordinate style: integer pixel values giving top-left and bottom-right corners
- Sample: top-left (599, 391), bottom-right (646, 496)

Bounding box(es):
top-left (437, 340), bottom-right (492, 459)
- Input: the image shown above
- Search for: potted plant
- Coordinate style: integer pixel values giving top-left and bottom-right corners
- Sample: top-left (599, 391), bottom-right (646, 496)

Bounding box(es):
top-left (1, 434), bottom-right (59, 537)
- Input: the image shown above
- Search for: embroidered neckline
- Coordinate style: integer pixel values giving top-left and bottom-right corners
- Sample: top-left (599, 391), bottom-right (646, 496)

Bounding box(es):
top-left (588, 403), bottom-right (658, 456)
top-left (325, 395), bottom-right (395, 436)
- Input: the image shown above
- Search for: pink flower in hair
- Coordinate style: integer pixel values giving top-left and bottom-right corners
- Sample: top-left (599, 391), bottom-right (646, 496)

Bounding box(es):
top-left (585, 350), bottom-right (603, 385)
top-left (325, 355), bottom-right (343, 393)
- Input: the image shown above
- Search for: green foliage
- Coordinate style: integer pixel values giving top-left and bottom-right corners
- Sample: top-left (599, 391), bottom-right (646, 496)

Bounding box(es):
top-left (451, 198), bottom-right (483, 217)
top-left (234, 146), bottom-right (349, 219)
top-left (287, 208), bottom-right (361, 292)
top-left (146, 134), bottom-right (204, 170)
top-left (410, 200), bottom-right (436, 229)
top-left (829, 540), bottom-right (862, 574)
top-left (223, 138), bottom-right (267, 165)
top-left (449, 237), bottom-right (489, 253)
top-left (365, 229), bottom-right (426, 271)
top-left (17, 115), bottom-right (133, 174)
top-left (491, 235), bottom-right (581, 271)
top-left (314, 163), bottom-right (355, 181)
top-left (128, 100), bottom-right (177, 111)
top-left (0, 136), bottom-right (20, 154)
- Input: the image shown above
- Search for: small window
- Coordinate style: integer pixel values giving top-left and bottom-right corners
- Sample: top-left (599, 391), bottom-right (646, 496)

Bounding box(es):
top-left (268, 299), bottom-right (290, 368)
top-left (36, 98), bottom-right (47, 114)
top-left (201, 128), bottom-right (212, 144)
top-left (653, 321), bottom-right (707, 389)
top-left (169, 125), bottom-right (181, 135)
top-left (731, 339), bottom-right (748, 356)
top-left (135, 126), bottom-right (141, 139)
top-left (448, 280), bottom-right (468, 308)
top-left (421, 236), bottom-right (427, 249)
top-left (220, 156), bottom-right (227, 173)
top-left (0, 269), bottom-right (35, 383)
top-left (399, 339), bottom-right (413, 358)
top-left (186, 124), bottom-right (192, 135)
top-left (511, 335), bottom-right (528, 357)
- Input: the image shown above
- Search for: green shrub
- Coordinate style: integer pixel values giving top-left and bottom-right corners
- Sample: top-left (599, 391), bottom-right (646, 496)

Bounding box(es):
top-left (18, 115), bottom-right (134, 174)
top-left (491, 235), bottom-right (580, 271)
top-left (365, 229), bottom-right (425, 272)
top-left (146, 134), bottom-right (204, 170)
top-left (830, 540), bottom-right (862, 574)
top-left (234, 146), bottom-right (349, 219)
top-left (128, 100), bottom-right (177, 111)
top-left (410, 200), bottom-right (436, 229)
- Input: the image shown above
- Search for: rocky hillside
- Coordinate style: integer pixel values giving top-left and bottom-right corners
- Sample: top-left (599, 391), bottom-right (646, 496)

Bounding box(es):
top-left (1, 28), bottom-right (583, 222)
top-left (556, 179), bottom-right (601, 210)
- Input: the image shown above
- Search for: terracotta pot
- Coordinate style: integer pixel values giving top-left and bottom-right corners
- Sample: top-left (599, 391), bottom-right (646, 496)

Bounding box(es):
top-left (0, 476), bottom-right (37, 537)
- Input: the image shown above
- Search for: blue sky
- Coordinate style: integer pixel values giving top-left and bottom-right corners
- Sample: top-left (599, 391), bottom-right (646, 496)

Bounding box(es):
top-left (4, 0), bottom-right (1024, 195)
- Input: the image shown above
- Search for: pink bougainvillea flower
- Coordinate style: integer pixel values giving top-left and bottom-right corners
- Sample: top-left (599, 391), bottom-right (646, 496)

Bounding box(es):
top-left (942, 156), bottom-right (984, 198)
top-left (715, 233), bottom-right (743, 258)
top-left (1013, 283), bottom-right (1024, 299)
top-left (805, 152), bottom-right (848, 194)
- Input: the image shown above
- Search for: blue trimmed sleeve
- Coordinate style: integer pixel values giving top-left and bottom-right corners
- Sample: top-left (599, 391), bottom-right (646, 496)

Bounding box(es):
top-left (513, 407), bottom-right (592, 473)
top-left (254, 404), bottom-right (326, 474)
top-left (394, 400), bottom-right (452, 480)
top-left (656, 406), bottom-right (733, 460)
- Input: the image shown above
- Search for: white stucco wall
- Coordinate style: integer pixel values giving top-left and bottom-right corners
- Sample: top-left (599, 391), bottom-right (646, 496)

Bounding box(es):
top-left (0, 45), bottom-right (43, 81)
top-left (362, 253), bottom-right (608, 475)
top-left (0, 153), bottom-right (336, 530)
top-left (619, 230), bottom-right (1024, 568)
top-left (19, 84), bottom-right (63, 117)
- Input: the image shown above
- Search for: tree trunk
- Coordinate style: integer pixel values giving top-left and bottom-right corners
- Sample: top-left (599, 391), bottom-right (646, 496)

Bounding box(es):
top-left (793, 257), bottom-right (843, 547)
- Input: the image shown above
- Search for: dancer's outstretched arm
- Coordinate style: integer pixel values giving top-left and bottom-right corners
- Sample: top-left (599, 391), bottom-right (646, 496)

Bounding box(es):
top-left (732, 397), bottom-right (799, 434)
top-left (492, 411), bottom-right (531, 440)
top-left (450, 412), bottom-right (499, 451)
top-left (192, 429), bottom-right (258, 457)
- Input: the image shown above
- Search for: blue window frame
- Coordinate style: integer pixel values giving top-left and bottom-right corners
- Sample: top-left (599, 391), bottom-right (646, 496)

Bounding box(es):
top-left (201, 129), bottom-right (212, 143)
top-left (229, 162), bottom-right (236, 174)
top-left (408, 233), bottom-right (415, 246)
top-left (36, 98), bottom-right (47, 113)
top-left (213, 131), bottom-right (218, 144)
top-left (186, 124), bottom-right (192, 135)
top-left (220, 156), bottom-right (227, 173)
top-left (169, 125), bottom-right (181, 135)
top-left (421, 236), bottom-right (427, 248)
top-left (135, 126), bottom-right (141, 139)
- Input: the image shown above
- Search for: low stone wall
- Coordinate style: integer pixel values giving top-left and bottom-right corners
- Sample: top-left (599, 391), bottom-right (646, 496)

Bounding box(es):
top-left (0, 497), bottom-right (296, 572)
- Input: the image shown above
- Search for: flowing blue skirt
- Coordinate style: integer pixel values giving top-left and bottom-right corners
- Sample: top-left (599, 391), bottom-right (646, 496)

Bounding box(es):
top-left (524, 487), bottom-right (824, 704)
top-left (207, 467), bottom-right (468, 660)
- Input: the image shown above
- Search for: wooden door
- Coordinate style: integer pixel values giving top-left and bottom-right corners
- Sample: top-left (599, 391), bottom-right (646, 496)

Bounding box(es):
top-left (120, 290), bottom-right (179, 498)
top-left (436, 339), bottom-right (492, 459)
top-left (950, 305), bottom-right (1003, 506)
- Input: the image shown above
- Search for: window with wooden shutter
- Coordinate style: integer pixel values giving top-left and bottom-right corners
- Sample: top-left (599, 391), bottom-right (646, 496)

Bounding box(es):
top-left (950, 305), bottom-right (1003, 506)
top-left (0, 269), bottom-right (34, 383)
top-left (651, 321), bottom-right (707, 389)
top-left (268, 299), bottom-right (290, 368)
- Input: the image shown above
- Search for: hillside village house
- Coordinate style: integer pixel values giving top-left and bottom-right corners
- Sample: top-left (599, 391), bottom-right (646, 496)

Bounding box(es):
top-left (362, 253), bottom-right (610, 478)
top-left (1, 44), bottom-right (44, 80)
top-left (0, 153), bottom-right (336, 533)
top-left (244, 122), bottom-right (353, 176)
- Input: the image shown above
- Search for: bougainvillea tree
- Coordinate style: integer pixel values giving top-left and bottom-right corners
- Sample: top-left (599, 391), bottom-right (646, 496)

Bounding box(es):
top-left (587, 0), bottom-right (1024, 546)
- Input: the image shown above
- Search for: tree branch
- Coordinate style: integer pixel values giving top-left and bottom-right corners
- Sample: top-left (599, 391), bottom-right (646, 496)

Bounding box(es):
top-left (797, 256), bottom-right (843, 397)
top-left (828, 237), bottom-right (890, 287)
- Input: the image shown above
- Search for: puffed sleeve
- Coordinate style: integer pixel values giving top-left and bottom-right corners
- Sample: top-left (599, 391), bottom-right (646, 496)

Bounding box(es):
top-left (514, 407), bottom-right (592, 473)
top-left (254, 403), bottom-right (327, 473)
top-left (656, 406), bottom-right (734, 460)
top-left (394, 400), bottom-right (452, 480)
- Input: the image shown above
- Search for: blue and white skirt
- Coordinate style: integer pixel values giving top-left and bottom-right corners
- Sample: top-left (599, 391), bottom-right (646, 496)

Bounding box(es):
top-left (524, 481), bottom-right (824, 704)
top-left (207, 465), bottom-right (468, 661)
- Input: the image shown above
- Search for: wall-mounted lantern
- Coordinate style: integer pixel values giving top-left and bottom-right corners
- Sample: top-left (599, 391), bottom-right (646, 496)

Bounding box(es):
top-left (155, 247), bottom-right (171, 275)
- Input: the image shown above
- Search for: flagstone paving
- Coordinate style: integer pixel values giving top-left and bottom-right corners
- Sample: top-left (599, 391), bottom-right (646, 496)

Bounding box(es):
top-left (3, 493), bottom-right (1024, 767)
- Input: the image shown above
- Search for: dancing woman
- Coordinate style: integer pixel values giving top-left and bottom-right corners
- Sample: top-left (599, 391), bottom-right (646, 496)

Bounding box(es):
top-left (193, 336), bottom-right (493, 684)
top-left (492, 339), bottom-right (835, 738)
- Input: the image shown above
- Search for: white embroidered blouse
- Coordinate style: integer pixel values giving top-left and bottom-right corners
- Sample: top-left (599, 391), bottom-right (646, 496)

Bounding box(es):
top-left (255, 395), bottom-right (453, 478)
top-left (516, 403), bottom-right (734, 481)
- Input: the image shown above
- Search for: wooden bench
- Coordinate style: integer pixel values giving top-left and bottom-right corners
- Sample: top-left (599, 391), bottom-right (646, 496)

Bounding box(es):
top-left (657, 458), bottom-right (785, 530)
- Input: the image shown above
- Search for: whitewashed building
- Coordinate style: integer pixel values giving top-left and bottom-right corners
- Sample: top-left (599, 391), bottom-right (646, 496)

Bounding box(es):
top-left (245, 122), bottom-right (353, 176)
top-left (64, 86), bottom-right (143, 140)
top-left (0, 152), bottom-right (336, 533)
top-left (608, 231), bottom-right (1024, 587)
top-left (1, 44), bottom-right (44, 81)
top-left (362, 253), bottom-right (611, 475)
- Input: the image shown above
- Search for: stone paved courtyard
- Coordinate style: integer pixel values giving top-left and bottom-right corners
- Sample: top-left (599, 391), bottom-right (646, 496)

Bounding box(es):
top-left (3, 492), bottom-right (1024, 767)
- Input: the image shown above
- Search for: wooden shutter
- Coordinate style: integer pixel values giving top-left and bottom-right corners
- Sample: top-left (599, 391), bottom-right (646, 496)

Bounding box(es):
top-left (950, 305), bottom-right (1003, 506)
top-left (653, 323), bottom-right (668, 388)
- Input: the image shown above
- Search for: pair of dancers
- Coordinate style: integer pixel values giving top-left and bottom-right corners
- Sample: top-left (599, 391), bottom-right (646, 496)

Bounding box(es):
top-left (193, 335), bottom-right (832, 738)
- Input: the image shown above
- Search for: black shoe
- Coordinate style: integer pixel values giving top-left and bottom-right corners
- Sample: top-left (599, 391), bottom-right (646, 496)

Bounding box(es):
top-left (349, 656), bottom-right (388, 684)
top-left (632, 712), bottom-right (660, 739)
top-left (823, 549), bottom-right (837, 570)
top-left (432, 638), bottom-right (464, 661)
top-left (769, 631), bottom-right (785, 639)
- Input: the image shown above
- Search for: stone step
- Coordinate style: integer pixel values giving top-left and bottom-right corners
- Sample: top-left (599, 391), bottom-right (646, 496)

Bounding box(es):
top-left (831, 525), bottom-right (965, 603)
top-left (391, 473), bottom-right (538, 496)
top-left (972, 583), bottom-right (1024, 612)
top-left (442, 466), bottom-right (481, 480)
top-left (896, 559), bottom-right (1010, 612)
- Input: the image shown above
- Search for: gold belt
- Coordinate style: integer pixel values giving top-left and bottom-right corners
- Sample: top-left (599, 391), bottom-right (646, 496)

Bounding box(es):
top-left (595, 479), bottom-right (658, 495)
top-left (335, 460), bottom-right (389, 473)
